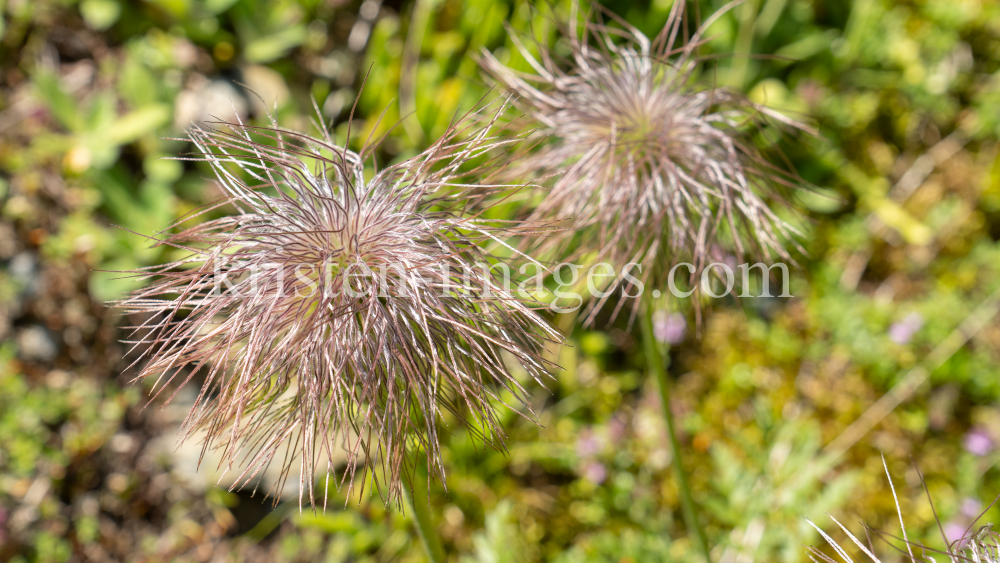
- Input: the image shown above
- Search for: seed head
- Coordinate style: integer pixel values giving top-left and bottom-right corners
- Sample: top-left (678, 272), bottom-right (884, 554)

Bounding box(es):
top-left (118, 103), bottom-right (560, 507)
top-left (808, 457), bottom-right (1000, 563)
top-left (480, 1), bottom-right (814, 323)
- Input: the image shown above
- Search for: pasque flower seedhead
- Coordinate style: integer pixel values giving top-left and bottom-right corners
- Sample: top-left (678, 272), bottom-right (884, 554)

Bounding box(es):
top-left (480, 1), bottom-right (813, 322)
top-left (118, 102), bottom-right (560, 508)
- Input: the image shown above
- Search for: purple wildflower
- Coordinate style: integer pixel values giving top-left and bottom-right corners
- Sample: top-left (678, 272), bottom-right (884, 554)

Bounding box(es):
top-left (888, 312), bottom-right (923, 345)
top-left (582, 461), bottom-right (607, 485)
top-left (652, 311), bottom-right (686, 344)
top-left (945, 521), bottom-right (968, 544)
top-left (576, 429), bottom-right (603, 458)
top-left (964, 429), bottom-right (993, 457)
top-left (961, 497), bottom-right (983, 519)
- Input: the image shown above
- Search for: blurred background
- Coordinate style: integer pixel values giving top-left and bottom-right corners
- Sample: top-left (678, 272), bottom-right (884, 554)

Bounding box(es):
top-left (2, 0), bottom-right (1000, 561)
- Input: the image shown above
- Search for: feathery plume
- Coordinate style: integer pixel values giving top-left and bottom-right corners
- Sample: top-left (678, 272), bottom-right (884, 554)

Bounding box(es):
top-left (480, 1), bottom-right (814, 323)
top-left (807, 456), bottom-right (1000, 563)
top-left (117, 101), bottom-right (560, 508)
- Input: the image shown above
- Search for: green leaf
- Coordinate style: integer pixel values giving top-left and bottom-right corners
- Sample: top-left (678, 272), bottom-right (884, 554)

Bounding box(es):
top-left (33, 72), bottom-right (82, 132)
top-left (118, 56), bottom-right (161, 107)
top-left (244, 26), bottom-right (307, 63)
top-left (84, 93), bottom-right (116, 131)
top-left (103, 104), bottom-right (172, 146)
top-left (204, 0), bottom-right (240, 14)
top-left (80, 0), bottom-right (122, 31)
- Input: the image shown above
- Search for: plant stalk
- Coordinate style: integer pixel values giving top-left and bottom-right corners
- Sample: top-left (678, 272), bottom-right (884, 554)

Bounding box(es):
top-left (405, 471), bottom-right (446, 563)
top-left (640, 306), bottom-right (711, 563)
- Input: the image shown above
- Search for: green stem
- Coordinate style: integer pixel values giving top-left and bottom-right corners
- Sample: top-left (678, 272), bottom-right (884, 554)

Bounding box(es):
top-left (640, 306), bottom-right (711, 563)
top-left (405, 471), bottom-right (446, 563)
top-left (399, 0), bottom-right (431, 143)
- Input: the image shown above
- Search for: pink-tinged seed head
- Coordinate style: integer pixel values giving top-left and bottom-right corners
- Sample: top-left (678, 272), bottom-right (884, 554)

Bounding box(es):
top-left (480, 1), bottom-right (814, 324)
top-left (116, 101), bottom-right (561, 508)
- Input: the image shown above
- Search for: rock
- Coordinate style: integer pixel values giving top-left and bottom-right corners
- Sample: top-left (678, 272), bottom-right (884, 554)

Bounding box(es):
top-left (241, 64), bottom-right (290, 117)
top-left (174, 76), bottom-right (249, 130)
top-left (16, 325), bottom-right (58, 362)
top-left (9, 252), bottom-right (38, 294)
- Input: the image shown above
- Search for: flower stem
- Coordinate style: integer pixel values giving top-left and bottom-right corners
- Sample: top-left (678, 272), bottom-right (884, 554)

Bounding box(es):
top-left (405, 470), bottom-right (446, 563)
top-left (640, 306), bottom-right (711, 563)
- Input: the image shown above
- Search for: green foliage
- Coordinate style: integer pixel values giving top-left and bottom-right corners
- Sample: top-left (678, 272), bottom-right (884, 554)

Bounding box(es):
top-left (3, 0), bottom-right (1000, 561)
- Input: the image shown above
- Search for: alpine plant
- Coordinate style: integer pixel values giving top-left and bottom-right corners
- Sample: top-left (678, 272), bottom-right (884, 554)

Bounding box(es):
top-left (808, 457), bottom-right (1000, 563)
top-left (118, 104), bottom-right (560, 508)
top-left (480, 1), bottom-right (814, 323)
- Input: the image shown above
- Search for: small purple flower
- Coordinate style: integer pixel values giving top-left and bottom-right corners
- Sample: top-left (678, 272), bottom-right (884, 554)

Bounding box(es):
top-left (964, 429), bottom-right (993, 456)
top-left (944, 521), bottom-right (967, 544)
top-left (653, 311), bottom-right (686, 345)
top-left (576, 430), bottom-right (603, 458)
top-left (961, 497), bottom-right (983, 519)
top-left (582, 461), bottom-right (607, 485)
top-left (607, 416), bottom-right (627, 444)
top-left (888, 312), bottom-right (924, 345)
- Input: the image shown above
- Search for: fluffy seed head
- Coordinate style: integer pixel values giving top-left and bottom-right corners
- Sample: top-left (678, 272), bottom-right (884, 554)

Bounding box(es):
top-left (808, 457), bottom-right (1000, 563)
top-left (480, 1), bottom-right (814, 322)
top-left (118, 104), bottom-right (560, 507)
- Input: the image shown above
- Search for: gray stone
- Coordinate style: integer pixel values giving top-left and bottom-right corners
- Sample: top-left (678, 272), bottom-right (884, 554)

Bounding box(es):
top-left (16, 325), bottom-right (58, 361)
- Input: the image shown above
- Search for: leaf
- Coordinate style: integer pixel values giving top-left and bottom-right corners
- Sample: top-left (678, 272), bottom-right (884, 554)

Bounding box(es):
top-left (243, 25), bottom-right (307, 63)
top-left (204, 0), bottom-right (240, 14)
top-left (80, 0), bottom-right (122, 31)
top-left (84, 93), bottom-right (116, 131)
top-left (33, 72), bottom-right (82, 132)
top-left (103, 104), bottom-right (172, 146)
